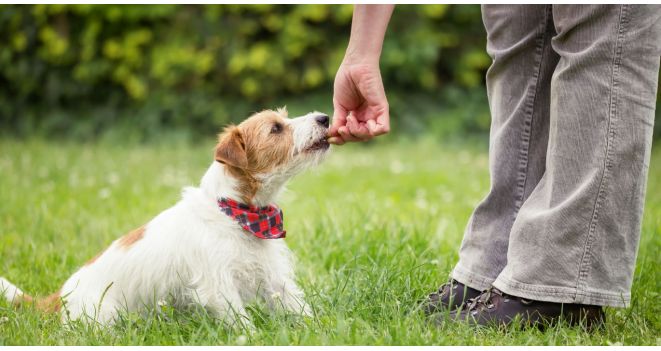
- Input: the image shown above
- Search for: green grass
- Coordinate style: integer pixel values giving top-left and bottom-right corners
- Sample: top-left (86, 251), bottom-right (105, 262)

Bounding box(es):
top-left (0, 137), bottom-right (659, 345)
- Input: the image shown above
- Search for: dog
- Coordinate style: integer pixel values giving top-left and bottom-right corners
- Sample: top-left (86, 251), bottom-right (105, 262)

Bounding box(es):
top-left (1, 108), bottom-right (330, 327)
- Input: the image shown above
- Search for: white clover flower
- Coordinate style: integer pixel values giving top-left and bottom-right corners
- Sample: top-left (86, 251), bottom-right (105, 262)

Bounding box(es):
top-left (270, 292), bottom-right (281, 300)
top-left (99, 188), bottom-right (111, 199)
top-left (236, 335), bottom-right (248, 345)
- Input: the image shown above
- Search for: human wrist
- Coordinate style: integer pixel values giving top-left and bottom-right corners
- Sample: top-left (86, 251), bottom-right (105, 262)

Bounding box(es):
top-left (342, 47), bottom-right (382, 66)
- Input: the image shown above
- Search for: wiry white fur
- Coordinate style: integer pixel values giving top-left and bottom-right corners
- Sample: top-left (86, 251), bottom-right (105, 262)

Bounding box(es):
top-left (1, 110), bottom-right (330, 327)
top-left (1, 277), bottom-right (23, 304)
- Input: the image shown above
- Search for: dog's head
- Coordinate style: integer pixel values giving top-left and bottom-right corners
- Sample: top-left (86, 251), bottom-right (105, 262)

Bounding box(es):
top-left (213, 108), bottom-right (330, 203)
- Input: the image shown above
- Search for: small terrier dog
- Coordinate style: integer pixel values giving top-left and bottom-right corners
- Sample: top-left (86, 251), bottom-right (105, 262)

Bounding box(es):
top-left (1, 108), bottom-right (330, 327)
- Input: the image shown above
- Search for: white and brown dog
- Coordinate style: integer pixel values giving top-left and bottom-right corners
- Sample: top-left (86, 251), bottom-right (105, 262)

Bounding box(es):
top-left (1, 108), bottom-right (330, 327)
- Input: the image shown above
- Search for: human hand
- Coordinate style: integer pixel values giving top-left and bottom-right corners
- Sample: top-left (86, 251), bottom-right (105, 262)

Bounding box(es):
top-left (328, 62), bottom-right (390, 145)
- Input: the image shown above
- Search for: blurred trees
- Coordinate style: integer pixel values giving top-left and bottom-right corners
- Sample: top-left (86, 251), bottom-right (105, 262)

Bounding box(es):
top-left (0, 5), bottom-right (491, 139)
top-left (0, 5), bottom-right (658, 140)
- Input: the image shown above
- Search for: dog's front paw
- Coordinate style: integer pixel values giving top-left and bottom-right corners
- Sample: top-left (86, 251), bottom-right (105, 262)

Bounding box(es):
top-left (299, 302), bottom-right (313, 318)
top-left (285, 296), bottom-right (313, 317)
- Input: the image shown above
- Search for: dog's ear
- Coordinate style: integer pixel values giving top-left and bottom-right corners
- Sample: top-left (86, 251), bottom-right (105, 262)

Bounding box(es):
top-left (215, 126), bottom-right (248, 169)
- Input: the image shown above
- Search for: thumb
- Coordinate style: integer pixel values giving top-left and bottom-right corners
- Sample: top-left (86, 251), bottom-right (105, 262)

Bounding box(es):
top-left (330, 102), bottom-right (348, 137)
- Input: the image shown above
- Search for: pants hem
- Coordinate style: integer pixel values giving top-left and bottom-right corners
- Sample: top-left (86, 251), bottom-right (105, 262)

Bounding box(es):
top-left (451, 265), bottom-right (495, 292)
top-left (493, 275), bottom-right (630, 307)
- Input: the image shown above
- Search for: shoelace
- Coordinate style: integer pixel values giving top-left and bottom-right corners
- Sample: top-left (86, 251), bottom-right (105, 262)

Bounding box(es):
top-left (431, 279), bottom-right (458, 298)
top-left (466, 287), bottom-right (534, 312)
top-left (467, 287), bottom-right (502, 311)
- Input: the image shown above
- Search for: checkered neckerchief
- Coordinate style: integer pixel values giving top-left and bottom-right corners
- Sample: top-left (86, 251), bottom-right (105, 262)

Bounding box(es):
top-left (217, 197), bottom-right (286, 239)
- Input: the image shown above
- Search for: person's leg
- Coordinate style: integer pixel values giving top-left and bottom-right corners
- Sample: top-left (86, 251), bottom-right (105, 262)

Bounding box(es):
top-left (450, 5), bottom-right (560, 291)
top-left (493, 5), bottom-right (661, 307)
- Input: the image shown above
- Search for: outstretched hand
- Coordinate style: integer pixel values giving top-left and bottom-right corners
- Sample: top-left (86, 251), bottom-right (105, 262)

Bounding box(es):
top-left (328, 62), bottom-right (390, 145)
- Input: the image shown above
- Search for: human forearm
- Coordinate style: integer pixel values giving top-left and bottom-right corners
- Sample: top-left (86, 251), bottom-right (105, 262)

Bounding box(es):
top-left (329, 4), bottom-right (393, 144)
top-left (343, 4), bottom-right (394, 65)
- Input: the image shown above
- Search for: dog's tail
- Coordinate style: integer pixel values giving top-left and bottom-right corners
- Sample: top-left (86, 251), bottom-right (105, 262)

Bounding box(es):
top-left (1, 277), bottom-right (61, 312)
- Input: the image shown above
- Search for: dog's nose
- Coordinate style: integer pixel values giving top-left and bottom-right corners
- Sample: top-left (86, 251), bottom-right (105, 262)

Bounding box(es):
top-left (315, 114), bottom-right (329, 128)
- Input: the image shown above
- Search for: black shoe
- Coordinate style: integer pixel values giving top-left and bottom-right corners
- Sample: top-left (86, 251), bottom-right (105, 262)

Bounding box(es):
top-left (423, 279), bottom-right (482, 315)
top-left (445, 287), bottom-right (606, 329)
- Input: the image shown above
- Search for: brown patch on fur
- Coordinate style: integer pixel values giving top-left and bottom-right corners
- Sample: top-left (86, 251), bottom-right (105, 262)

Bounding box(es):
top-left (214, 109), bottom-right (294, 203)
top-left (118, 226), bottom-right (146, 249)
top-left (14, 290), bottom-right (61, 313)
top-left (36, 290), bottom-right (62, 312)
top-left (215, 125), bottom-right (248, 169)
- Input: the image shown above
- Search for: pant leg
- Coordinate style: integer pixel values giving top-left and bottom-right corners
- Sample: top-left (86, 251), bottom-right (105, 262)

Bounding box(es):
top-left (493, 5), bottom-right (661, 307)
top-left (452, 5), bottom-right (560, 290)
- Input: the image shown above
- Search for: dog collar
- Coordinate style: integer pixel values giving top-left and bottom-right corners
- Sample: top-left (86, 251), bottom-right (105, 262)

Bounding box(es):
top-left (217, 197), bottom-right (286, 239)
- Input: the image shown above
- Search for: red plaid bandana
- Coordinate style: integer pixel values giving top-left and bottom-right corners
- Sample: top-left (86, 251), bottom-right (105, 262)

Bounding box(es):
top-left (217, 197), bottom-right (286, 239)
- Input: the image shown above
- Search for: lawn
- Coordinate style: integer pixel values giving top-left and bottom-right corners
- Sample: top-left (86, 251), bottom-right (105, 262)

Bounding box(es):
top-left (0, 136), bottom-right (659, 345)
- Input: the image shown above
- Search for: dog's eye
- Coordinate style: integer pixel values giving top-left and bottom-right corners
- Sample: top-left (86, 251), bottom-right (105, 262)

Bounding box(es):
top-left (270, 123), bottom-right (283, 134)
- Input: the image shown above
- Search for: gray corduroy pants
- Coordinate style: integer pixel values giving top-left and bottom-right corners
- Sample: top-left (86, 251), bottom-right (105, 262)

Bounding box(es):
top-left (452, 5), bottom-right (661, 307)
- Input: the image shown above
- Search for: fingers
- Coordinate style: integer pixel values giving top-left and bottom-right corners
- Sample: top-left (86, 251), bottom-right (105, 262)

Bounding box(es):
top-left (330, 106), bottom-right (373, 144)
top-left (338, 126), bottom-right (364, 143)
top-left (365, 109), bottom-right (390, 136)
top-left (345, 115), bottom-right (372, 140)
top-left (329, 112), bottom-right (389, 144)
top-left (336, 114), bottom-right (372, 143)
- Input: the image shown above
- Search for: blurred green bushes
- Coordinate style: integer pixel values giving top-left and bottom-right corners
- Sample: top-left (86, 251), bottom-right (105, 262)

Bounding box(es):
top-left (0, 5), bottom-right (658, 141)
top-left (0, 4), bottom-right (492, 140)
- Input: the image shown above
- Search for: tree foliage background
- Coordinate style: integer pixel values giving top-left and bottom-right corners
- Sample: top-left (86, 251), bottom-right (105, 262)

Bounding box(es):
top-left (0, 4), bottom-right (659, 141)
